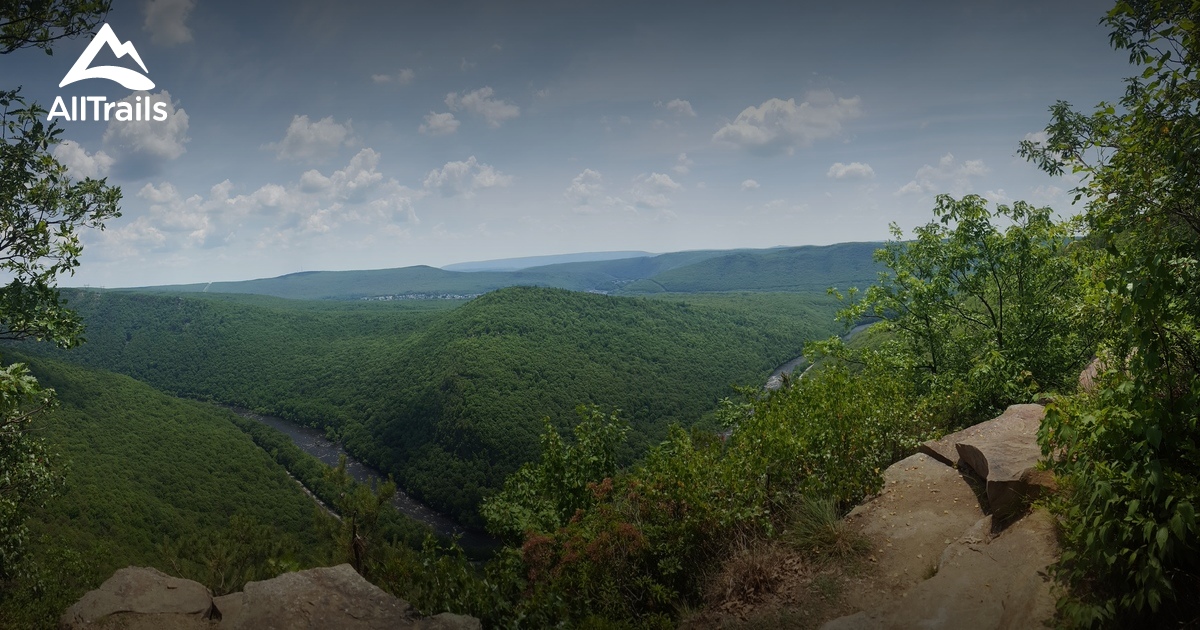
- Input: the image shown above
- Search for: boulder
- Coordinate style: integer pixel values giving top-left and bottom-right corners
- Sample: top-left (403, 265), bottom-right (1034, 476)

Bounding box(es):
top-left (59, 567), bottom-right (214, 629)
top-left (953, 404), bottom-right (1051, 516)
top-left (61, 564), bottom-right (481, 630)
top-left (1078, 357), bottom-right (1103, 392)
top-left (918, 404), bottom-right (1044, 469)
top-left (216, 564), bottom-right (414, 630)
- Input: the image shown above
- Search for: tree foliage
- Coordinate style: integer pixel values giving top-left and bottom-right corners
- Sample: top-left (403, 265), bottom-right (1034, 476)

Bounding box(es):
top-left (0, 1), bottom-right (119, 591)
top-left (1020, 1), bottom-right (1200, 626)
top-left (0, 354), bottom-right (335, 628)
top-left (0, 0), bottom-right (110, 55)
top-left (22, 287), bottom-right (841, 524)
top-left (841, 194), bottom-right (1091, 425)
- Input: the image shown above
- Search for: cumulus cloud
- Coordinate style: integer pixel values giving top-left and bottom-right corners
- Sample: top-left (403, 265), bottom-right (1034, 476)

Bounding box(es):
top-left (741, 179), bottom-right (760, 190)
top-left (894, 153), bottom-right (989, 196)
top-left (565, 169), bottom-right (604, 207)
top-left (372, 68), bottom-right (415, 85)
top-left (265, 115), bottom-right (355, 162)
top-left (423, 156), bottom-right (512, 197)
top-left (419, 112), bottom-right (459, 136)
top-left (323, 148), bottom-right (385, 201)
top-left (101, 90), bottom-right (189, 176)
top-left (631, 172), bottom-right (682, 209)
top-left (673, 152), bottom-right (694, 175)
top-left (1023, 130), bottom-right (1049, 144)
top-left (658, 98), bottom-right (696, 117)
top-left (445, 87), bottom-right (520, 128)
top-left (1031, 184), bottom-right (1068, 206)
top-left (562, 169), bottom-right (638, 214)
top-left (826, 161), bottom-right (875, 180)
top-left (713, 90), bottom-right (861, 155)
top-left (98, 149), bottom-right (420, 259)
top-left (143, 0), bottom-right (194, 46)
top-left (984, 189), bottom-right (1010, 204)
top-left (54, 140), bottom-right (114, 179)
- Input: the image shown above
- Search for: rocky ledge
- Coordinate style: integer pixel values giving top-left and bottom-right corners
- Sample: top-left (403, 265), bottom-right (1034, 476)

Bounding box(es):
top-left (823, 403), bottom-right (1060, 630)
top-left (60, 564), bottom-right (480, 630)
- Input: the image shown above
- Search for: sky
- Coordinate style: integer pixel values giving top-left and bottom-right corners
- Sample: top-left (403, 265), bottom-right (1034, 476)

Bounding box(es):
top-left (3, 0), bottom-right (1134, 287)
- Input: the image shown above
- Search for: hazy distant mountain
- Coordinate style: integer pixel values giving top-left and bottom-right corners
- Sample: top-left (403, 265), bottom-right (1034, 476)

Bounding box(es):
top-left (121, 243), bottom-right (883, 300)
top-left (442, 251), bottom-right (653, 272)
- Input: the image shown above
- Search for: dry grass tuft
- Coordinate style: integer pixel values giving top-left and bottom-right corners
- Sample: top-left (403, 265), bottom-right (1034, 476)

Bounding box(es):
top-left (704, 540), bottom-right (790, 610)
top-left (785, 496), bottom-right (871, 560)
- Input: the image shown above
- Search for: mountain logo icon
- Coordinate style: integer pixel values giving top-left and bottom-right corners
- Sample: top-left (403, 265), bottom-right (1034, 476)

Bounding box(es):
top-left (59, 23), bottom-right (155, 91)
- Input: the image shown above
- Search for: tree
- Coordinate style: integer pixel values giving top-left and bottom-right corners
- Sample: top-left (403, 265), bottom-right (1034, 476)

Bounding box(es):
top-left (0, 1), bottom-right (119, 583)
top-left (1020, 1), bottom-right (1200, 625)
top-left (324, 455), bottom-right (396, 579)
top-left (480, 405), bottom-right (628, 542)
top-left (0, 0), bottom-right (112, 55)
top-left (840, 194), bottom-right (1090, 425)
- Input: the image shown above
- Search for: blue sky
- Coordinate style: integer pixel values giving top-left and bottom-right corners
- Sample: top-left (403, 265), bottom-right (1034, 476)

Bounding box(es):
top-left (5, 0), bottom-right (1131, 286)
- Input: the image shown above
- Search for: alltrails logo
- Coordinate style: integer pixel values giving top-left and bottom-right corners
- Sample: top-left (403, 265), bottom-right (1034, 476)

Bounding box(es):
top-left (47, 23), bottom-right (169, 122)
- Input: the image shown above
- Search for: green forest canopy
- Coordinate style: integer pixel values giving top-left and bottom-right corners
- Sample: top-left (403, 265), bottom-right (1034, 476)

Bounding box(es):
top-left (18, 286), bottom-right (846, 524)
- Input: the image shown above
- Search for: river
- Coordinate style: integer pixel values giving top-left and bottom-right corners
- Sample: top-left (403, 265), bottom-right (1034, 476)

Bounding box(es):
top-left (228, 407), bottom-right (498, 553)
top-left (765, 322), bottom-right (874, 390)
top-left (230, 326), bottom-right (874, 552)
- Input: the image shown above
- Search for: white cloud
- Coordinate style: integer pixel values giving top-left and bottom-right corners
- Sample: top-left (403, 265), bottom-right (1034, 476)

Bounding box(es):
top-left (445, 87), bottom-right (520, 128)
top-left (1031, 184), bottom-right (1067, 206)
top-left (99, 149), bottom-right (421, 259)
top-left (327, 148), bottom-right (385, 200)
top-left (423, 156), bottom-right (512, 197)
top-left (826, 161), bottom-right (875, 180)
top-left (673, 152), bottom-right (694, 175)
top-left (659, 98), bottom-right (696, 117)
top-left (984, 189), bottom-right (1010, 204)
top-left (264, 115), bottom-right (354, 162)
top-left (54, 140), bottom-right (114, 179)
top-left (1023, 130), bottom-right (1049, 144)
top-left (565, 169), bottom-right (604, 207)
top-left (419, 112), bottom-right (460, 136)
top-left (895, 153), bottom-right (989, 196)
top-left (143, 0), bottom-right (194, 46)
top-left (741, 179), bottom-right (760, 190)
top-left (631, 172), bottom-right (682, 209)
top-left (372, 68), bottom-right (415, 85)
top-left (102, 90), bottom-right (190, 167)
top-left (562, 169), bottom-right (637, 214)
top-left (713, 90), bottom-right (862, 155)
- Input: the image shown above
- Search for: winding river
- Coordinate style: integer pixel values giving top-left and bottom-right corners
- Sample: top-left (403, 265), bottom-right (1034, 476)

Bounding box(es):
top-left (229, 326), bottom-right (875, 553)
top-left (765, 322), bottom-right (874, 389)
top-left (229, 408), bottom-right (497, 553)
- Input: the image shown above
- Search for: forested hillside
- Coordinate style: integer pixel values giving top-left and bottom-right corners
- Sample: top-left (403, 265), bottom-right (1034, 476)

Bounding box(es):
top-left (18, 287), bottom-right (843, 524)
top-left (0, 353), bottom-right (336, 628)
top-left (620, 242), bottom-right (882, 294)
top-left (123, 243), bottom-right (879, 301)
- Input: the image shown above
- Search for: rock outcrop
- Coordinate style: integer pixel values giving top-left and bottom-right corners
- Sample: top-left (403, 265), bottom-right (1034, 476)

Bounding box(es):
top-left (60, 564), bottom-right (481, 630)
top-left (823, 403), bottom-right (1060, 630)
top-left (919, 404), bottom-right (1055, 517)
top-left (60, 567), bottom-right (213, 630)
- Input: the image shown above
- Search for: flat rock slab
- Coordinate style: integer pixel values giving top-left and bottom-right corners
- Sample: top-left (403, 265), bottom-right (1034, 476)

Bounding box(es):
top-left (823, 509), bottom-right (1059, 630)
top-left (954, 404), bottom-right (1048, 517)
top-left (839, 453), bottom-right (986, 611)
top-left (918, 404), bottom-right (1045, 469)
top-left (60, 566), bottom-right (213, 629)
